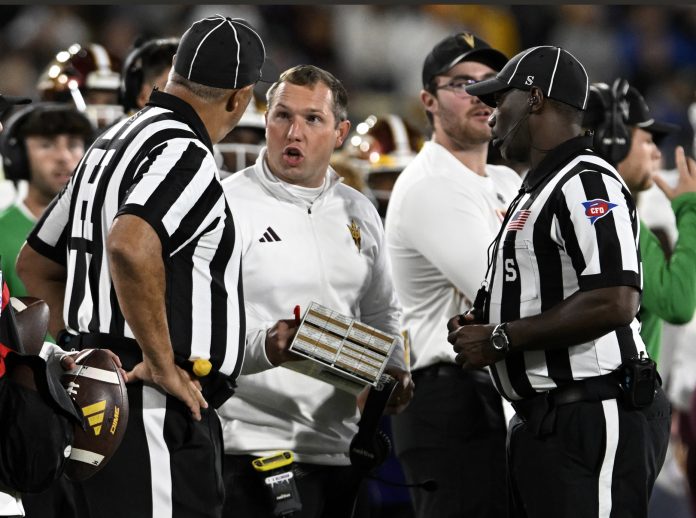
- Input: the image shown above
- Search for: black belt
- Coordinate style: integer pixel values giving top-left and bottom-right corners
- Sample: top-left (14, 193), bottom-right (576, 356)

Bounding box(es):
top-left (414, 362), bottom-right (490, 381)
top-left (510, 373), bottom-right (624, 436)
top-left (58, 331), bottom-right (236, 409)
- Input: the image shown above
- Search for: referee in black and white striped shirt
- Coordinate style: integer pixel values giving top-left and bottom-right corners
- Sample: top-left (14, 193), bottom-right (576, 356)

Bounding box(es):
top-left (17, 15), bottom-right (269, 518)
top-left (448, 47), bottom-right (670, 518)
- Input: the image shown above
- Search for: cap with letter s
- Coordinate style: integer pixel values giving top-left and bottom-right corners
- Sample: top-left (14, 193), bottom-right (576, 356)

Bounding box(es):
top-left (466, 45), bottom-right (589, 110)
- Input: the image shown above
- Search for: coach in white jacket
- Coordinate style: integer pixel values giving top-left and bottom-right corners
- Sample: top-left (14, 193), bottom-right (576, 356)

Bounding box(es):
top-left (218, 65), bottom-right (413, 518)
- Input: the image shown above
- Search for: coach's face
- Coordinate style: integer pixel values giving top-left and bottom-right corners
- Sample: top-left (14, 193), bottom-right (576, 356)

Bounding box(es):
top-left (265, 82), bottom-right (350, 188)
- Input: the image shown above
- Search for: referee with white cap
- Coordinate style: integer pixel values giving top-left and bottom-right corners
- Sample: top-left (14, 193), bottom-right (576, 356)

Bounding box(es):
top-left (17, 15), bottom-right (269, 518)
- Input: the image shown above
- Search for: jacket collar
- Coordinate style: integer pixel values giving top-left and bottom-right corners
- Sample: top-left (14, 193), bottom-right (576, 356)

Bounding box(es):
top-left (146, 90), bottom-right (213, 153)
top-left (250, 147), bottom-right (341, 207)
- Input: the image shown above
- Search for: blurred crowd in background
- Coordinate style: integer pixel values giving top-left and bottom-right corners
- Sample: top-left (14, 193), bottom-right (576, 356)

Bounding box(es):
top-left (1, 4), bottom-right (696, 169)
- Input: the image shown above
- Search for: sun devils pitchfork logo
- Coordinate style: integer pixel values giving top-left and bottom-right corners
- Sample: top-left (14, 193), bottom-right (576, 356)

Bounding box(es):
top-left (347, 219), bottom-right (361, 252)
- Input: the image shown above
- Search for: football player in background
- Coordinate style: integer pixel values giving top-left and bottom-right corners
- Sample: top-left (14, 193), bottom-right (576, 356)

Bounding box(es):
top-left (37, 42), bottom-right (123, 130)
top-left (118, 37), bottom-right (179, 117)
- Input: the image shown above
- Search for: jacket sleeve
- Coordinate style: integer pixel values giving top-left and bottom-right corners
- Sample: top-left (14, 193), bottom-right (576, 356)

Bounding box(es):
top-left (359, 207), bottom-right (407, 371)
top-left (239, 327), bottom-right (274, 375)
top-left (641, 192), bottom-right (696, 324)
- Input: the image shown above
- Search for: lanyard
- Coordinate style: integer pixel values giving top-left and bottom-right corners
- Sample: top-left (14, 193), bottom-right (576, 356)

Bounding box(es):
top-left (470, 187), bottom-right (527, 322)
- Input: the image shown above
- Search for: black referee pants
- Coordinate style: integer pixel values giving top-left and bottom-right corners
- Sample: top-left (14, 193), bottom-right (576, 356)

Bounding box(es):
top-left (508, 386), bottom-right (670, 518)
top-left (72, 382), bottom-right (225, 518)
top-left (391, 363), bottom-right (508, 518)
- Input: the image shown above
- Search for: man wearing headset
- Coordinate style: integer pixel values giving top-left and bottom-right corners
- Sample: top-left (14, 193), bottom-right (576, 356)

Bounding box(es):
top-left (119, 37), bottom-right (179, 117)
top-left (0, 103), bottom-right (93, 297)
top-left (0, 102), bottom-right (92, 518)
top-left (583, 79), bottom-right (696, 366)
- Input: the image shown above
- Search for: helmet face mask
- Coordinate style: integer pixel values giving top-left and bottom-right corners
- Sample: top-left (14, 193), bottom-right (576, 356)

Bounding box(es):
top-left (345, 114), bottom-right (424, 217)
top-left (215, 98), bottom-right (267, 178)
top-left (37, 43), bottom-right (123, 129)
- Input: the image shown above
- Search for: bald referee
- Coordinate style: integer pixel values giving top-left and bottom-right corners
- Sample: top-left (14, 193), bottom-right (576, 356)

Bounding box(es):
top-left (448, 46), bottom-right (670, 517)
top-left (17, 15), bottom-right (268, 518)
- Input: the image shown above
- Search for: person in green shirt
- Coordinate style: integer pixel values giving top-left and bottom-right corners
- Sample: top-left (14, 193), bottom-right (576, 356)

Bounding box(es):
top-left (0, 103), bottom-right (93, 296)
top-left (584, 79), bottom-right (696, 364)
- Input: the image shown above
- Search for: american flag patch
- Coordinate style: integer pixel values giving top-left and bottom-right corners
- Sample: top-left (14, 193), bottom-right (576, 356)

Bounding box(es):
top-left (507, 209), bottom-right (531, 231)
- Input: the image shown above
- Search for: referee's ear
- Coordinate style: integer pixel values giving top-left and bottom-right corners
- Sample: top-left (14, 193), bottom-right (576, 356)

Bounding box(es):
top-left (226, 85), bottom-right (254, 115)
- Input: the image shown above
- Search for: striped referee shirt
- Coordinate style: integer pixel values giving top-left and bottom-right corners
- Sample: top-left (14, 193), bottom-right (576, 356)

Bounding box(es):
top-left (486, 135), bottom-right (646, 401)
top-left (27, 90), bottom-right (245, 378)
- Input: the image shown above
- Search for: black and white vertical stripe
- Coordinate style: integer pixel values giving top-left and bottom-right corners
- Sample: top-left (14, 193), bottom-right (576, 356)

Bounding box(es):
top-left (487, 151), bottom-right (644, 401)
top-left (27, 94), bottom-right (245, 378)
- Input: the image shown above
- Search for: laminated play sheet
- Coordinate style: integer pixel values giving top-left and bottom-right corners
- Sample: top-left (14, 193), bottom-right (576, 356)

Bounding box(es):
top-left (285, 302), bottom-right (397, 394)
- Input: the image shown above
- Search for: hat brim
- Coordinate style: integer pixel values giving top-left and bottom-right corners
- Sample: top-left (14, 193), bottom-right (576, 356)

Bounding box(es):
top-left (640, 119), bottom-right (680, 136)
top-left (257, 58), bottom-right (280, 84)
top-left (0, 95), bottom-right (31, 119)
top-left (426, 48), bottom-right (509, 88)
top-left (438, 48), bottom-right (509, 77)
top-left (463, 48), bottom-right (509, 74)
top-left (465, 77), bottom-right (512, 107)
top-left (643, 120), bottom-right (680, 146)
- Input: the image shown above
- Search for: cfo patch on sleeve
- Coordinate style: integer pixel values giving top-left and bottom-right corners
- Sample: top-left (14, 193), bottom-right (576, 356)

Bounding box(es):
top-left (581, 199), bottom-right (618, 225)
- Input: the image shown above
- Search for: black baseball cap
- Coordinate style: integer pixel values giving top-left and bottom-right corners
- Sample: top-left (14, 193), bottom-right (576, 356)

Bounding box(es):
top-left (584, 81), bottom-right (680, 142)
top-left (0, 94), bottom-right (30, 119)
top-left (466, 45), bottom-right (589, 110)
top-left (174, 15), bottom-right (271, 89)
top-left (422, 33), bottom-right (508, 88)
top-left (625, 86), bottom-right (680, 138)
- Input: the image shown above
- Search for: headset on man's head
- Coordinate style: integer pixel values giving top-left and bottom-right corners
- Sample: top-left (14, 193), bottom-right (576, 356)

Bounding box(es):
top-left (589, 78), bottom-right (632, 165)
top-left (119, 37), bottom-right (179, 114)
top-left (0, 103), bottom-right (94, 183)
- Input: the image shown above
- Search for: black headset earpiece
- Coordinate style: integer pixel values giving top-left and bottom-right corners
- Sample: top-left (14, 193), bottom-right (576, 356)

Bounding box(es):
top-left (0, 103), bottom-right (39, 183)
top-left (592, 78), bottom-right (632, 165)
top-left (528, 96), bottom-right (538, 106)
top-left (119, 38), bottom-right (179, 114)
top-left (349, 377), bottom-right (397, 474)
top-left (0, 102), bottom-right (95, 183)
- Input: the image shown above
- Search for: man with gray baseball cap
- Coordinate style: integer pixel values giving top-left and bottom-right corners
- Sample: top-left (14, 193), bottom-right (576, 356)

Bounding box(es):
top-left (17, 14), bottom-right (270, 518)
top-left (448, 46), bottom-right (670, 517)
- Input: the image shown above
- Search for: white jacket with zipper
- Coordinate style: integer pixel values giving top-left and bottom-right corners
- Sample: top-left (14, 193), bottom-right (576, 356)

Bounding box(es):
top-left (217, 149), bottom-right (405, 465)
